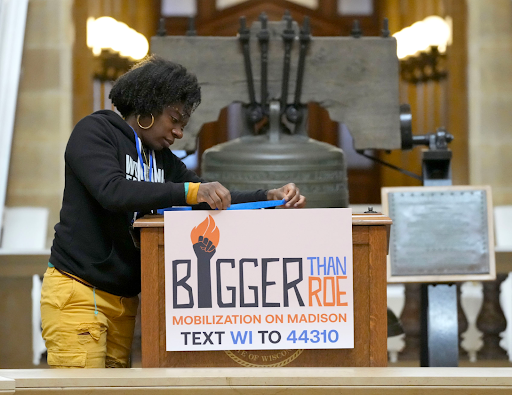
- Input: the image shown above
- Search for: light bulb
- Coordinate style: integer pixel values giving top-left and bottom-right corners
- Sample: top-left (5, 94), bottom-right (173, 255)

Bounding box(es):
top-left (86, 16), bottom-right (149, 60)
top-left (393, 15), bottom-right (452, 59)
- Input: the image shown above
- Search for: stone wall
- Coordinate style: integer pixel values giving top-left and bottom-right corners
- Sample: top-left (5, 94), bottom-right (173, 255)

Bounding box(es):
top-left (0, 0), bottom-right (73, 369)
top-left (7, 0), bottom-right (73, 247)
top-left (467, 0), bottom-right (512, 205)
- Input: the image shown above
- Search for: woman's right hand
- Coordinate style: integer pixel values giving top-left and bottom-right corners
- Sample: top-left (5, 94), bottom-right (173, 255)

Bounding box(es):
top-left (197, 182), bottom-right (231, 210)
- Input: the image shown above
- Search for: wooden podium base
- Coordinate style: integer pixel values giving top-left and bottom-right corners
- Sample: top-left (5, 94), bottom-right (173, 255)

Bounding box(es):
top-left (134, 213), bottom-right (391, 368)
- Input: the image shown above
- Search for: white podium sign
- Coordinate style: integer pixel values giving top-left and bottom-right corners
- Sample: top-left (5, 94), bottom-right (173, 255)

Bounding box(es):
top-left (164, 208), bottom-right (353, 351)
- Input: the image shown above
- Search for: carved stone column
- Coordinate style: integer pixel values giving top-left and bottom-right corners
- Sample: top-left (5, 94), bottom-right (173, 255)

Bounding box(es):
top-left (476, 274), bottom-right (508, 360)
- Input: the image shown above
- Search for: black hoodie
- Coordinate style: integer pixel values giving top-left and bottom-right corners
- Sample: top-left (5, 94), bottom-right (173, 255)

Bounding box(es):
top-left (49, 110), bottom-right (267, 297)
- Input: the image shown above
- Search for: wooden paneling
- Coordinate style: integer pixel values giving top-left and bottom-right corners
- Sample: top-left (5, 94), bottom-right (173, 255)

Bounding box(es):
top-left (379, 0), bottom-right (468, 188)
top-left (72, 0), bottom-right (161, 125)
top-left (444, 0), bottom-right (468, 185)
top-left (369, 225), bottom-right (388, 366)
top-left (164, 0), bottom-right (381, 37)
top-left (140, 228), bottom-right (161, 368)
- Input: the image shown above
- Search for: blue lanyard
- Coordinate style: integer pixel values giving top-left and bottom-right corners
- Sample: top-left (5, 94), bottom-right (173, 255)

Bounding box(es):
top-left (130, 126), bottom-right (153, 182)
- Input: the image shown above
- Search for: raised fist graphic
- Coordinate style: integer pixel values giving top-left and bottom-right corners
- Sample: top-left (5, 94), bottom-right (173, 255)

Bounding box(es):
top-left (193, 236), bottom-right (216, 308)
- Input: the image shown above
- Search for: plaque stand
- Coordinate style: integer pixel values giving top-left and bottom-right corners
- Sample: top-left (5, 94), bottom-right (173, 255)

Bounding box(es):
top-left (421, 136), bottom-right (458, 367)
top-left (420, 284), bottom-right (458, 367)
top-left (383, 129), bottom-right (495, 366)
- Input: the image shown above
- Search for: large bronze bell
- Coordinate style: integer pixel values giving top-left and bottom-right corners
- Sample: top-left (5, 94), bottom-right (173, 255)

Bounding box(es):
top-left (202, 101), bottom-right (348, 208)
top-left (202, 14), bottom-right (348, 208)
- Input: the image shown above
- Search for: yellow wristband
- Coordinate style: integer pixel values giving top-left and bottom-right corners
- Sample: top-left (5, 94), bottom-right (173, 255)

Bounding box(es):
top-left (186, 182), bottom-right (200, 205)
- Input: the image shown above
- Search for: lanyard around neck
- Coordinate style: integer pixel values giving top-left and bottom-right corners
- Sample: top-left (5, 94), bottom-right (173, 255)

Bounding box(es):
top-left (130, 126), bottom-right (153, 182)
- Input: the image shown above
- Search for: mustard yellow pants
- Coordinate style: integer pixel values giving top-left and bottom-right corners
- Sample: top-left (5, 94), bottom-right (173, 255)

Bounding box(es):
top-left (40, 267), bottom-right (139, 368)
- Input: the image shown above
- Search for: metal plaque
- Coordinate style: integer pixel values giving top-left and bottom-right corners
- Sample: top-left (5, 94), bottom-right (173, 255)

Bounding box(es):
top-left (384, 187), bottom-right (494, 280)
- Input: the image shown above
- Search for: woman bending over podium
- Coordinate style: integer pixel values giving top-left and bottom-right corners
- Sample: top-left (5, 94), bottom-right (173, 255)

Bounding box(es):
top-left (40, 56), bottom-right (306, 369)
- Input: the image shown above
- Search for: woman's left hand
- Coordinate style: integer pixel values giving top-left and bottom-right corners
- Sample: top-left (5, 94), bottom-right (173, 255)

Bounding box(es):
top-left (267, 183), bottom-right (306, 208)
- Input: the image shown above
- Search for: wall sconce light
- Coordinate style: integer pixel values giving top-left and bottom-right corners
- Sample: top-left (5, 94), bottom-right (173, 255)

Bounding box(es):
top-left (393, 16), bottom-right (451, 84)
top-left (86, 17), bottom-right (149, 81)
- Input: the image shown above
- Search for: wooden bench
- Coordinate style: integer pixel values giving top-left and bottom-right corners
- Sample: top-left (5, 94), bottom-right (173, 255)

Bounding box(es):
top-left (1, 367), bottom-right (512, 394)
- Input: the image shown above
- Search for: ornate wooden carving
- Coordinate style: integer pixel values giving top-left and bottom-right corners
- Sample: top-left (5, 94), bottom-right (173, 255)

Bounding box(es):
top-left (399, 283), bottom-right (421, 360)
top-left (164, 0), bottom-right (381, 37)
top-left (476, 274), bottom-right (508, 360)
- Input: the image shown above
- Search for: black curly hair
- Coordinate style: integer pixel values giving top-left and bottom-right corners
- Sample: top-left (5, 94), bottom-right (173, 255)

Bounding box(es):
top-left (109, 55), bottom-right (201, 118)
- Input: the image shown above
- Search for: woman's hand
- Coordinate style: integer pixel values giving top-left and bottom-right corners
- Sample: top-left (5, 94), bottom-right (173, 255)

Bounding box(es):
top-left (267, 183), bottom-right (306, 208)
top-left (197, 182), bottom-right (231, 210)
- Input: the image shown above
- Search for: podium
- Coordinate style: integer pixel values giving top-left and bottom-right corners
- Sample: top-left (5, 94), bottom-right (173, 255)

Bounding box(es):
top-left (134, 213), bottom-right (391, 368)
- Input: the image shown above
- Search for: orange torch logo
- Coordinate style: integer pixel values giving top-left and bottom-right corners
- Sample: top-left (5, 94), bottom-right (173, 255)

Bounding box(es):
top-left (190, 215), bottom-right (220, 251)
top-left (191, 215), bottom-right (220, 308)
